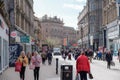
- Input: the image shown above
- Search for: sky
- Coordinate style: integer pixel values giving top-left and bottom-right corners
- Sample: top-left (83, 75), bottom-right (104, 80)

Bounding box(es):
top-left (33, 0), bottom-right (86, 29)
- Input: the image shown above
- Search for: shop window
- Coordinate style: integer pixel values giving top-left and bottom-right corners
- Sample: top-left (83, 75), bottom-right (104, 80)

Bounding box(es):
top-left (3, 39), bottom-right (8, 68)
top-left (0, 37), bottom-right (1, 70)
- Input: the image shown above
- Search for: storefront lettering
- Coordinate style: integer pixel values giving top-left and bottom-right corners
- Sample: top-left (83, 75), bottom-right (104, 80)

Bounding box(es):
top-left (9, 45), bottom-right (18, 53)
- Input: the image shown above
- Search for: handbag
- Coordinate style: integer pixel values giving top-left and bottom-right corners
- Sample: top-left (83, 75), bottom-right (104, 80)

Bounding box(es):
top-left (29, 63), bottom-right (35, 70)
top-left (88, 73), bottom-right (93, 79)
top-left (110, 61), bottom-right (115, 66)
top-left (15, 61), bottom-right (22, 72)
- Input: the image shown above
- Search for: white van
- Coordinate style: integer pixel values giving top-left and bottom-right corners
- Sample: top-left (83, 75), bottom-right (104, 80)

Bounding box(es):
top-left (53, 48), bottom-right (61, 55)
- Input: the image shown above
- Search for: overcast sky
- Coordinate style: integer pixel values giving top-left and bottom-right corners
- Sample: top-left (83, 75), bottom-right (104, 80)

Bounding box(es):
top-left (33, 0), bottom-right (86, 29)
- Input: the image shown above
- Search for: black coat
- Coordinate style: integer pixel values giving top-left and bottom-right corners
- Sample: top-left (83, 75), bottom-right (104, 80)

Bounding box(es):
top-left (88, 51), bottom-right (94, 57)
top-left (106, 53), bottom-right (112, 62)
top-left (47, 52), bottom-right (52, 60)
top-left (118, 52), bottom-right (120, 56)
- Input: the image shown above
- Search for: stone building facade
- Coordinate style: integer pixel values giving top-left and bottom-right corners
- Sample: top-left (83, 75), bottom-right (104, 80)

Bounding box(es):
top-left (63, 26), bottom-right (77, 46)
top-left (15, 0), bottom-right (34, 36)
top-left (102, 0), bottom-right (119, 55)
top-left (33, 16), bottom-right (42, 51)
top-left (88, 0), bottom-right (102, 50)
top-left (9, 0), bottom-right (34, 53)
top-left (77, 0), bottom-right (102, 50)
top-left (77, 5), bottom-right (89, 48)
top-left (40, 15), bottom-right (64, 46)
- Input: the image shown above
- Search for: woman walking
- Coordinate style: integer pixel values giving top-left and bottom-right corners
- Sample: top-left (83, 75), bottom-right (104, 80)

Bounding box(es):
top-left (27, 52), bottom-right (31, 64)
top-left (17, 51), bottom-right (28, 80)
top-left (31, 51), bottom-right (42, 80)
top-left (76, 52), bottom-right (90, 80)
top-left (47, 51), bottom-right (52, 65)
top-left (41, 51), bottom-right (46, 64)
top-left (106, 51), bottom-right (112, 69)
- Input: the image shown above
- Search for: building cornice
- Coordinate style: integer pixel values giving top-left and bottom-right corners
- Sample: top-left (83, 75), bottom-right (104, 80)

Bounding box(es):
top-left (26, 0), bottom-right (33, 10)
top-left (0, 1), bottom-right (10, 26)
top-left (41, 19), bottom-right (64, 25)
top-left (41, 15), bottom-right (64, 24)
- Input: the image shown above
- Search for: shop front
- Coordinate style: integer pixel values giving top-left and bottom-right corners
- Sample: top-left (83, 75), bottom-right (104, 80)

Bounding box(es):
top-left (0, 14), bottom-right (9, 73)
top-left (19, 35), bottom-right (31, 53)
top-left (12, 28), bottom-right (32, 54)
top-left (9, 32), bottom-right (32, 67)
top-left (107, 20), bottom-right (119, 55)
top-left (112, 39), bottom-right (120, 56)
top-left (77, 39), bottom-right (82, 48)
top-left (83, 36), bottom-right (89, 48)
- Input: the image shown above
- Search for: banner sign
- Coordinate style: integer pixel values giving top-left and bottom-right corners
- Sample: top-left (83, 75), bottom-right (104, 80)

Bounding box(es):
top-left (9, 44), bottom-right (22, 67)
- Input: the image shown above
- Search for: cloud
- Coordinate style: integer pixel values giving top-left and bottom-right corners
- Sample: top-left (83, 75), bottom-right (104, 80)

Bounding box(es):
top-left (61, 15), bottom-right (78, 29)
top-left (63, 3), bottom-right (84, 10)
top-left (76, 0), bottom-right (86, 3)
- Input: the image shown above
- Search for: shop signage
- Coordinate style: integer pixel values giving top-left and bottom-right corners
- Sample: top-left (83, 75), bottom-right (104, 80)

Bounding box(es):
top-left (11, 31), bottom-right (17, 38)
top-left (9, 44), bottom-right (22, 67)
top-left (20, 36), bottom-right (30, 43)
top-left (15, 36), bottom-right (20, 42)
top-left (63, 38), bottom-right (67, 46)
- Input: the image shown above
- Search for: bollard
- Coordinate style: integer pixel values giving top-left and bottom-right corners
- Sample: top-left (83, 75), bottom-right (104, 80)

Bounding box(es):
top-left (56, 58), bottom-right (58, 74)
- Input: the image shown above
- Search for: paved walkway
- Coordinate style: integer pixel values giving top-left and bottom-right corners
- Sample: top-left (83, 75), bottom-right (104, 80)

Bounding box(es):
top-left (54, 56), bottom-right (120, 80)
top-left (0, 58), bottom-right (60, 80)
top-left (0, 56), bottom-right (120, 80)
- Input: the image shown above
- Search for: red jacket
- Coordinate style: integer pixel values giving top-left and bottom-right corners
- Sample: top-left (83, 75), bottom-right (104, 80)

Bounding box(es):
top-left (76, 55), bottom-right (90, 73)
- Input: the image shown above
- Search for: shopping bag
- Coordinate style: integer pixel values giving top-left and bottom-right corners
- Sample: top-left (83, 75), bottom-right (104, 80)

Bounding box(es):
top-left (110, 61), bottom-right (115, 66)
top-left (75, 74), bottom-right (80, 80)
top-left (29, 63), bottom-right (35, 70)
top-left (88, 73), bottom-right (93, 79)
top-left (15, 62), bottom-right (22, 72)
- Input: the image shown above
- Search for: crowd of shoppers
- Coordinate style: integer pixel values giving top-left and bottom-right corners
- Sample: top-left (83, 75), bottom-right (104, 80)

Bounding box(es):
top-left (15, 46), bottom-right (120, 80)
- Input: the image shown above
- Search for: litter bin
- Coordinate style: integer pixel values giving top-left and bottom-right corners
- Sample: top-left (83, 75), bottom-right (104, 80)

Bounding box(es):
top-left (60, 65), bottom-right (73, 80)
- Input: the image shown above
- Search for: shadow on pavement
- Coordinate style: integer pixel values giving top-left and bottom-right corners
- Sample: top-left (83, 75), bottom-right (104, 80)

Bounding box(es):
top-left (110, 68), bottom-right (120, 72)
